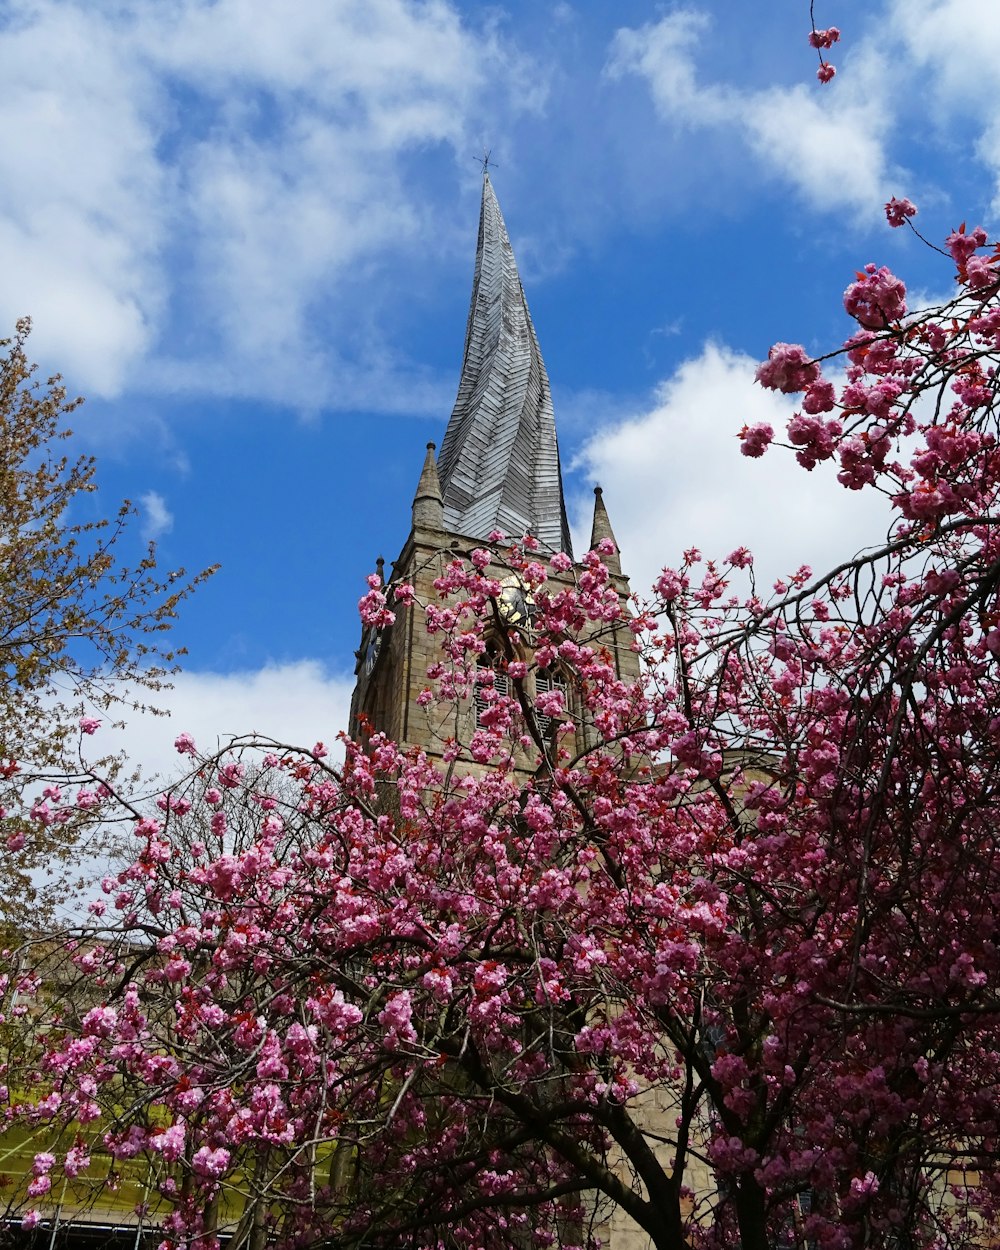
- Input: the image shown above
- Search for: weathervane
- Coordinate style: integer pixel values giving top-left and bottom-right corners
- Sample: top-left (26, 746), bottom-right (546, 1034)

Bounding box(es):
top-left (477, 147), bottom-right (498, 175)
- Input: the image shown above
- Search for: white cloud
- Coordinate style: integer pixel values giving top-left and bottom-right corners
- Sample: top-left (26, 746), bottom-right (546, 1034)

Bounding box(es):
top-left (574, 342), bottom-right (893, 603)
top-left (92, 660), bottom-right (355, 790)
top-left (150, 0), bottom-right (492, 393)
top-left (139, 490), bottom-right (173, 542)
top-left (0, 0), bottom-right (538, 406)
top-left (605, 11), bottom-right (731, 126)
top-left (879, 0), bottom-right (1000, 217)
top-left (742, 85), bottom-right (890, 216)
top-left (886, 0), bottom-right (1000, 107)
top-left (145, 0), bottom-right (482, 104)
top-left (0, 2), bottom-right (168, 396)
top-left (606, 12), bottom-right (897, 218)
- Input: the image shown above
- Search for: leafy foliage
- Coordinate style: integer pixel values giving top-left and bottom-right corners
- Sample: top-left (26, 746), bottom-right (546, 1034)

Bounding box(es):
top-left (0, 319), bottom-right (215, 926)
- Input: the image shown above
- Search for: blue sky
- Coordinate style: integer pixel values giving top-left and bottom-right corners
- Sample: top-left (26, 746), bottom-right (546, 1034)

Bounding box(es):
top-left (3, 0), bottom-right (999, 774)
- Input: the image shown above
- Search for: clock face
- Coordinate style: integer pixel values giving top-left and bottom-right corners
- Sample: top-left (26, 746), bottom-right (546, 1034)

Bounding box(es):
top-left (497, 576), bottom-right (533, 629)
top-left (364, 629), bottom-right (382, 677)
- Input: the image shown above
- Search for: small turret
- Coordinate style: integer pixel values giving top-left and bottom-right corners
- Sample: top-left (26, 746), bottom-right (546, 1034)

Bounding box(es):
top-left (412, 442), bottom-right (444, 531)
top-left (589, 486), bottom-right (623, 578)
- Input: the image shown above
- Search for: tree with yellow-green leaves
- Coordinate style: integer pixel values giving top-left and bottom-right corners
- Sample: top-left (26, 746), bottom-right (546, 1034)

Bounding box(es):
top-left (0, 318), bottom-right (215, 930)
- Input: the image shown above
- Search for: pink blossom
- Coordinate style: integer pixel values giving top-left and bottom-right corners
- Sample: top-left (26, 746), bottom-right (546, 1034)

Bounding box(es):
top-left (837, 435), bottom-right (877, 489)
top-left (850, 1171), bottom-right (880, 1197)
top-left (965, 254), bottom-right (997, 289)
top-left (173, 732), bottom-right (197, 756)
top-left (844, 264), bottom-right (907, 328)
top-left (802, 380), bottom-right (836, 414)
top-left (739, 423), bottom-right (774, 458)
top-left (755, 343), bottom-right (820, 394)
top-left (5, 832), bottom-right (24, 852)
top-left (392, 581), bottom-right (416, 606)
top-left (81, 1005), bottom-right (118, 1037)
top-left (358, 588), bottom-right (395, 629)
top-left (150, 1123), bottom-right (185, 1162)
top-left (885, 197), bottom-right (917, 228)
top-left (217, 762), bottom-right (245, 790)
top-left (816, 62), bottom-right (836, 83)
top-left (79, 716), bottom-right (101, 735)
top-left (536, 689), bottom-right (565, 718)
top-left (64, 1147), bottom-right (90, 1178)
top-left (21, 1212), bottom-right (40, 1231)
top-left (379, 990), bottom-right (418, 1050)
top-left (946, 224), bottom-right (988, 266)
top-left (655, 568), bottom-right (686, 600)
top-left (191, 1145), bottom-right (230, 1178)
top-left (808, 26), bottom-right (840, 49)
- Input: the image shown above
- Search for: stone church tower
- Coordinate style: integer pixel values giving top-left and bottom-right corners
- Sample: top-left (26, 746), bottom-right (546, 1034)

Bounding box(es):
top-left (349, 173), bottom-right (638, 757)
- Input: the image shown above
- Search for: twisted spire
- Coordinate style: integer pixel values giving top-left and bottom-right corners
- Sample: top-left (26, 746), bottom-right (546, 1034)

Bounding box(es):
top-left (438, 174), bottom-right (573, 557)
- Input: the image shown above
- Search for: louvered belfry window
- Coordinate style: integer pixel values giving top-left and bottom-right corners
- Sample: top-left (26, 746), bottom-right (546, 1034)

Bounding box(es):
top-left (534, 666), bottom-right (567, 738)
top-left (476, 649), bottom-right (510, 727)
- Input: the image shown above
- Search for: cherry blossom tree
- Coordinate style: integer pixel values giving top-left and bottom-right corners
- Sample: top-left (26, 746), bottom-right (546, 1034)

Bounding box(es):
top-left (7, 208), bottom-right (1000, 1250)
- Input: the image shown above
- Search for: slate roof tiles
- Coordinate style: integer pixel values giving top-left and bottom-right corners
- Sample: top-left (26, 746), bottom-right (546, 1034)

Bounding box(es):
top-left (438, 173), bottom-right (573, 558)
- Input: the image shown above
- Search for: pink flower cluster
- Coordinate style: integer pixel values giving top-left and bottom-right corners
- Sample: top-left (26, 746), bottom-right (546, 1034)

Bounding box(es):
top-left (885, 196), bottom-right (917, 228)
top-left (808, 25), bottom-right (839, 80)
top-left (843, 264), bottom-right (907, 329)
top-left (808, 25), bottom-right (840, 49)
top-left (755, 343), bottom-right (820, 394)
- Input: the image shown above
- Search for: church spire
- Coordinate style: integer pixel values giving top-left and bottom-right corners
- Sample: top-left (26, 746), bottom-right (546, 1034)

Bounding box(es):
top-left (589, 485), bottom-right (623, 578)
top-left (437, 173), bottom-right (573, 557)
top-left (412, 441), bottom-right (444, 530)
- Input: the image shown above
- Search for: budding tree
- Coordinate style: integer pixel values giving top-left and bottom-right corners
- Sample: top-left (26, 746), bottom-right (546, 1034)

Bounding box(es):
top-left (6, 207), bottom-right (1000, 1250)
top-left (0, 319), bottom-right (215, 928)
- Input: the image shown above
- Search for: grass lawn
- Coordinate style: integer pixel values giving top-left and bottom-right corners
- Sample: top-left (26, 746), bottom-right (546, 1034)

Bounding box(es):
top-left (0, 1125), bottom-right (249, 1229)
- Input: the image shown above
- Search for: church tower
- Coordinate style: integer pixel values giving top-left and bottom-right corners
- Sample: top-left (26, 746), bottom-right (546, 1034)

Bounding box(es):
top-left (349, 174), bottom-right (637, 757)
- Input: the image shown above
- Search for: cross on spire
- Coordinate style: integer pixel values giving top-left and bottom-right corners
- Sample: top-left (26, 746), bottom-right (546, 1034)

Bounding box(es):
top-left (476, 148), bottom-right (498, 175)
